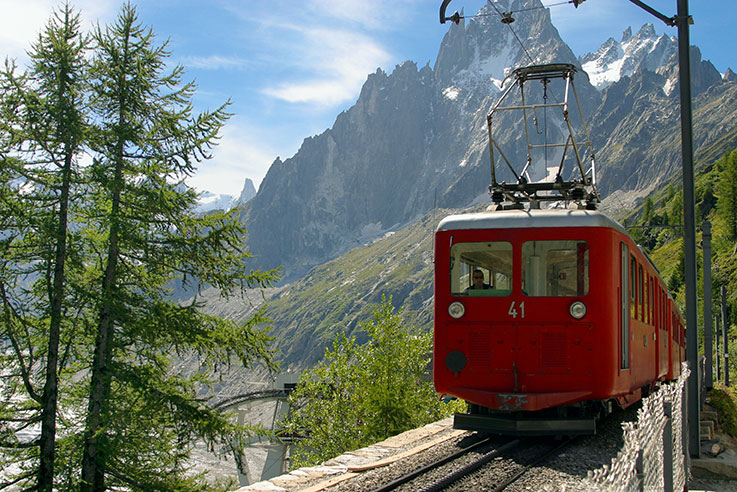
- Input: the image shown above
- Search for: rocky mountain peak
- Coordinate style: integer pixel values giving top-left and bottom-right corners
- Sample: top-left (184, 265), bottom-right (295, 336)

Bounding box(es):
top-left (234, 178), bottom-right (257, 206)
top-left (435, 0), bottom-right (579, 100)
top-left (581, 22), bottom-right (675, 89)
top-left (621, 26), bottom-right (633, 43)
top-left (580, 37), bottom-right (621, 66)
top-left (655, 46), bottom-right (723, 97)
top-left (633, 23), bottom-right (657, 42)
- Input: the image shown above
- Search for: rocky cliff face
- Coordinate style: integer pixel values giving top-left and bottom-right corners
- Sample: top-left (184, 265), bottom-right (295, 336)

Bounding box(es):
top-left (238, 0), bottom-right (736, 281)
top-left (234, 178), bottom-right (257, 206)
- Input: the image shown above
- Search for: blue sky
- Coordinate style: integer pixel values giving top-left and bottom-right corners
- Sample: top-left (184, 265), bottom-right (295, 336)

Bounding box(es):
top-left (1, 0), bottom-right (734, 197)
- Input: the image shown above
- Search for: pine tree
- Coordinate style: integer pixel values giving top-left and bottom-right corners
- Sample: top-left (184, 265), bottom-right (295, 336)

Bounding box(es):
top-left (358, 298), bottom-right (444, 439)
top-left (643, 197), bottom-right (654, 223)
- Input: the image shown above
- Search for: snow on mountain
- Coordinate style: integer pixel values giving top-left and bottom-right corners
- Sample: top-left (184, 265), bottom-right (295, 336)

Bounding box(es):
top-left (449, 24), bottom-right (518, 94)
top-left (195, 178), bottom-right (257, 213)
top-left (581, 24), bottom-right (676, 89)
top-left (196, 190), bottom-right (235, 213)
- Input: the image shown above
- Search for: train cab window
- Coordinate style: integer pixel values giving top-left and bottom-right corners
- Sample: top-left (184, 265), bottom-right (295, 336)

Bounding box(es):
top-left (521, 240), bottom-right (589, 297)
top-left (450, 242), bottom-right (513, 296)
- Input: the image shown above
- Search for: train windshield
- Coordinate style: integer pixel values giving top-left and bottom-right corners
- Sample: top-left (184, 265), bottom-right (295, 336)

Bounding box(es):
top-left (522, 240), bottom-right (589, 296)
top-left (450, 242), bottom-right (512, 296)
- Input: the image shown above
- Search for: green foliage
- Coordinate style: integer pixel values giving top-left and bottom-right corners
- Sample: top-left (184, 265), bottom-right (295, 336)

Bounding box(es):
top-left (667, 246), bottom-right (685, 294)
top-left (638, 143), bottom-right (737, 384)
top-left (665, 183), bottom-right (676, 204)
top-left (643, 197), bottom-right (654, 223)
top-left (716, 149), bottom-right (737, 239)
top-left (698, 182), bottom-right (716, 220)
top-left (709, 385), bottom-right (737, 438)
top-left (1, 3), bottom-right (278, 491)
top-left (282, 296), bottom-right (462, 468)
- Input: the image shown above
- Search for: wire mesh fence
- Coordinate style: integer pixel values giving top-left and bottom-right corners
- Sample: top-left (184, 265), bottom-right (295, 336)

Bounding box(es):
top-left (564, 362), bottom-right (690, 492)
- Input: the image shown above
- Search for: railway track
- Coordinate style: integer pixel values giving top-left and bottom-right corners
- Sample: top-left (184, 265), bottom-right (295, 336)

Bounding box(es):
top-left (368, 436), bottom-right (575, 492)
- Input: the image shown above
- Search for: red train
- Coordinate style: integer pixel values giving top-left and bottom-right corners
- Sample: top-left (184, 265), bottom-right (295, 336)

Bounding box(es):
top-left (433, 208), bottom-right (686, 435)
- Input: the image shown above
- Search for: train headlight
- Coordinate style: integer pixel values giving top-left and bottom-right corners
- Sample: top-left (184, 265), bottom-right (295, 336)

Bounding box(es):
top-left (448, 301), bottom-right (465, 319)
top-left (569, 301), bottom-right (587, 319)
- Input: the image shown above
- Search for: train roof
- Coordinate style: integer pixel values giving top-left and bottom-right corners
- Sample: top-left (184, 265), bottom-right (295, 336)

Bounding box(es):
top-left (436, 208), bottom-right (627, 235)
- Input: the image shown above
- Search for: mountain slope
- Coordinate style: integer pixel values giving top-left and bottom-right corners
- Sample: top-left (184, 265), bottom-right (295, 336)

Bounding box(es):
top-left (593, 49), bottom-right (737, 198)
top-left (261, 207), bottom-right (461, 369)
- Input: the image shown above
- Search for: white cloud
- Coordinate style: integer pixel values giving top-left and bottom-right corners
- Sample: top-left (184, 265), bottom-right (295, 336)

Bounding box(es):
top-left (0, 0), bottom-right (118, 63)
top-left (214, 0), bottom-right (398, 107)
top-left (181, 55), bottom-right (249, 70)
top-left (307, 0), bottom-right (415, 31)
top-left (261, 27), bottom-right (390, 107)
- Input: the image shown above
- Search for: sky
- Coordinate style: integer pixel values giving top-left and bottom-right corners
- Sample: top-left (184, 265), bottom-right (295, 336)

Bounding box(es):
top-left (1, 0), bottom-right (735, 197)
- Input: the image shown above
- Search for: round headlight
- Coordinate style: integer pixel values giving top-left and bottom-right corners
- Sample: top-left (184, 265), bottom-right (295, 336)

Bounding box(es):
top-left (448, 301), bottom-right (465, 319)
top-left (570, 301), bottom-right (587, 319)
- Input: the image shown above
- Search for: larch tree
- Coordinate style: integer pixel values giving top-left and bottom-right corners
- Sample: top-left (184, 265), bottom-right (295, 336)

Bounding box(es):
top-left (76, 4), bottom-right (279, 491)
top-left (0, 6), bottom-right (89, 491)
top-left (2, 3), bottom-right (279, 491)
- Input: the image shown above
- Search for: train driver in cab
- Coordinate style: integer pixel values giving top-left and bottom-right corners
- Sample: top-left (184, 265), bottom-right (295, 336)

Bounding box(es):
top-left (466, 269), bottom-right (491, 291)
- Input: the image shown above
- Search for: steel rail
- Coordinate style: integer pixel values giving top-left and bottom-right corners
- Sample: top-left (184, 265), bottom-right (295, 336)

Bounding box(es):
top-left (488, 438), bottom-right (574, 492)
top-left (367, 437), bottom-right (516, 492)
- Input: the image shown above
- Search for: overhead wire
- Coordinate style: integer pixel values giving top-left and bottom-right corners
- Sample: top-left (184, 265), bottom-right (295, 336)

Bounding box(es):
top-left (461, 0), bottom-right (577, 22)
top-left (486, 0), bottom-right (537, 65)
top-left (456, 0), bottom-right (579, 66)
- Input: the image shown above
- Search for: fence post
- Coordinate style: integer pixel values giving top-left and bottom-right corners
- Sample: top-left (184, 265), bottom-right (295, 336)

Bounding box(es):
top-left (635, 448), bottom-right (645, 492)
top-left (663, 400), bottom-right (674, 492)
top-left (703, 220), bottom-right (713, 390)
top-left (682, 365), bottom-right (691, 483)
top-left (716, 312), bottom-right (721, 382)
top-left (722, 286), bottom-right (730, 387)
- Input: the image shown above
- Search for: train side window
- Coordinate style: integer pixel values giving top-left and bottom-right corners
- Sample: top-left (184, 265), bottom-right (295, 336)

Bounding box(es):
top-left (450, 241), bottom-right (513, 296)
top-left (638, 264), bottom-right (644, 321)
top-left (644, 273), bottom-right (649, 324)
top-left (630, 256), bottom-right (637, 318)
top-left (649, 277), bottom-right (654, 325)
top-left (621, 242), bottom-right (630, 370)
top-left (521, 240), bottom-right (589, 297)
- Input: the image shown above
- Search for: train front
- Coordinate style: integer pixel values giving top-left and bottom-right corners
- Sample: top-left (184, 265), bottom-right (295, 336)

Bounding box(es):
top-left (433, 208), bottom-right (619, 435)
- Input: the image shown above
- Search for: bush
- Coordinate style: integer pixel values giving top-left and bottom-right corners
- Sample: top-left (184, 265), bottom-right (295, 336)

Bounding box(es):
top-left (282, 295), bottom-right (463, 468)
top-left (709, 385), bottom-right (737, 438)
